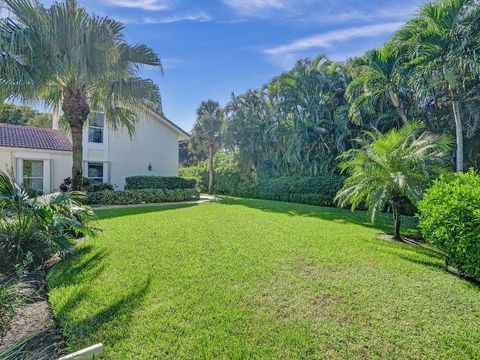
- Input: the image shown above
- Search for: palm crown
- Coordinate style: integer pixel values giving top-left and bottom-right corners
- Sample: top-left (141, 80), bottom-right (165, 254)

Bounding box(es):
top-left (346, 41), bottom-right (409, 127)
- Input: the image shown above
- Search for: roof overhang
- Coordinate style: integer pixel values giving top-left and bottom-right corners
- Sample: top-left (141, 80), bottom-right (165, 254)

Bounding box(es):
top-left (146, 110), bottom-right (190, 142)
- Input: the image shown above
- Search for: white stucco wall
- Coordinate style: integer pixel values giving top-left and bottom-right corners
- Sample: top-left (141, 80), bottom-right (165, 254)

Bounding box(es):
top-left (84, 113), bottom-right (181, 190)
top-left (0, 147), bottom-right (72, 193)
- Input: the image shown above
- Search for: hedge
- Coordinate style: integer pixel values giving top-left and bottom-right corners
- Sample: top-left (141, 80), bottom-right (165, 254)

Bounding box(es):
top-left (125, 176), bottom-right (196, 190)
top-left (224, 175), bottom-right (344, 207)
top-left (417, 169), bottom-right (480, 280)
top-left (86, 188), bottom-right (199, 206)
top-left (181, 161), bottom-right (344, 207)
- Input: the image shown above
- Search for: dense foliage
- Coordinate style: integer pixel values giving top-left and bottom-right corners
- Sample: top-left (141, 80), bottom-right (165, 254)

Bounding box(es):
top-left (336, 122), bottom-right (451, 239)
top-left (0, 103), bottom-right (52, 128)
top-left (180, 156), bottom-right (343, 206)
top-left (60, 177), bottom-right (114, 192)
top-left (85, 189), bottom-right (199, 206)
top-left (0, 171), bottom-right (97, 273)
top-left (185, 0), bottom-right (480, 190)
top-left (418, 170), bottom-right (480, 279)
top-left (125, 176), bottom-right (196, 191)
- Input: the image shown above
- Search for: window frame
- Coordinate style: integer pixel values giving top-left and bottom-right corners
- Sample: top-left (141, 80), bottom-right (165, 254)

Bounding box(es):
top-left (87, 162), bottom-right (104, 183)
top-left (22, 159), bottom-right (44, 191)
top-left (88, 113), bottom-right (104, 144)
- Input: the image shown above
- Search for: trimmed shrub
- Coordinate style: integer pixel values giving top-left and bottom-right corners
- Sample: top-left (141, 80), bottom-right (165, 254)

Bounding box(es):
top-left (182, 161), bottom-right (344, 207)
top-left (418, 170), bottom-right (480, 279)
top-left (86, 188), bottom-right (199, 206)
top-left (125, 176), bottom-right (196, 190)
top-left (60, 177), bottom-right (113, 192)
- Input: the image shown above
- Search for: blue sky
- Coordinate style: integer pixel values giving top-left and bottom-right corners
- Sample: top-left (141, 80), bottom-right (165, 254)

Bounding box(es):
top-left (43, 0), bottom-right (423, 132)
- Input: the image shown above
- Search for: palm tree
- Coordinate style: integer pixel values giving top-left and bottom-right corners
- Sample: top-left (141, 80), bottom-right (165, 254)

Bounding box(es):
top-left (0, 0), bottom-right (162, 190)
top-left (191, 100), bottom-right (224, 194)
top-left (335, 121), bottom-right (451, 240)
top-left (346, 41), bottom-right (409, 127)
top-left (398, 0), bottom-right (480, 172)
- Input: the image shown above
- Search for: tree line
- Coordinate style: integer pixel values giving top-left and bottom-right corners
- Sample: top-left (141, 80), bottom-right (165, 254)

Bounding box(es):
top-left (189, 0), bottom-right (480, 184)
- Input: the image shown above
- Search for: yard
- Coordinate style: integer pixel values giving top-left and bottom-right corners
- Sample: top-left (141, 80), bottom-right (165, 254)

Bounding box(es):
top-left (48, 198), bottom-right (480, 359)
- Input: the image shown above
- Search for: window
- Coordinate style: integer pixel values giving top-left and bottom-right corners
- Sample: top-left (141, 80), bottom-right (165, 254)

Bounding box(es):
top-left (87, 162), bottom-right (104, 183)
top-left (88, 113), bottom-right (104, 144)
top-left (23, 160), bottom-right (44, 191)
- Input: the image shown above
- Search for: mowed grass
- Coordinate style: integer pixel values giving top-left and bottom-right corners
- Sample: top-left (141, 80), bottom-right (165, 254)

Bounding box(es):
top-left (48, 198), bottom-right (480, 359)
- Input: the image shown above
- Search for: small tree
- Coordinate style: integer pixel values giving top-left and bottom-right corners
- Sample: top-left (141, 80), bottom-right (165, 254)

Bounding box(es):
top-left (191, 100), bottom-right (224, 195)
top-left (335, 121), bottom-right (451, 240)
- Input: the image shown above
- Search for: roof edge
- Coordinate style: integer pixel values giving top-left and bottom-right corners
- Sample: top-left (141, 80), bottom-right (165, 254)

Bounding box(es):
top-left (147, 110), bottom-right (190, 141)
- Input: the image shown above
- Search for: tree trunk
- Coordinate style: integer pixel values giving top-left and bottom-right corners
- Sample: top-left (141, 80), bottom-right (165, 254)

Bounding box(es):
top-left (389, 91), bottom-right (408, 125)
top-left (449, 88), bottom-right (464, 172)
top-left (392, 202), bottom-right (401, 241)
top-left (70, 119), bottom-right (85, 191)
top-left (208, 144), bottom-right (214, 195)
top-left (395, 104), bottom-right (408, 126)
top-left (62, 88), bottom-right (90, 191)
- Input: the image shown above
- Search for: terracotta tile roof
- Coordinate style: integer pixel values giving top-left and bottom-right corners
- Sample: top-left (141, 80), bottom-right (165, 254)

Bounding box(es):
top-left (0, 123), bottom-right (72, 152)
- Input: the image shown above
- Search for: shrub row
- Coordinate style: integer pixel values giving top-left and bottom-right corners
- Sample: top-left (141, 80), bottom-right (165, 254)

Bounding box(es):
top-left (125, 176), bottom-right (196, 190)
top-left (86, 188), bottom-right (200, 206)
top-left (220, 175), bottom-right (344, 207)
top-left (418, 170), bottom-right (480, 280)
top-left (180, 162), bottom-right (344, 207)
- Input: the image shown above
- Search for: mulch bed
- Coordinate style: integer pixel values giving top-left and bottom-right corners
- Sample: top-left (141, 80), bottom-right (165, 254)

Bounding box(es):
top-left (0, 256), bottom-right (67, 359)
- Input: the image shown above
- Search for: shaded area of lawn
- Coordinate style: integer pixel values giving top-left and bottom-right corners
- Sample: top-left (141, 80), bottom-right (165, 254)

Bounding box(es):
top-left (48, 198), bottom-right (480, 359)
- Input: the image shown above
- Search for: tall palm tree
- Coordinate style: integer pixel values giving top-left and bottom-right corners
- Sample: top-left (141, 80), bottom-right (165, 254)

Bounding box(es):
top-left (335, 121), bottom-right (451, 240)
top-left (0, 0), bottom-right (162, 190)
top-left (191, 100), bottom-right (224, 194)
top-left (398, 0), bottom-right (480, 172)
top-left (346, 41), bottom-right (409, 126)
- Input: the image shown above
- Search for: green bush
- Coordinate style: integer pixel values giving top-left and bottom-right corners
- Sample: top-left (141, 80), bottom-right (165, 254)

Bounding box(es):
top-left (0, 278), bottom-right (19, 336)
top-left (418, 170), bottom-right (480, 279)
top-left (125, 176), bottom-right (196, 190)
top-left (181, 160), bottom-right (344, 207)
top-left (180, 162), bottom-right (208, 192)
top-left (59, 177), bottom-right (114, 192)
top-left (86, 182), bottom-right (114, 192)
top-left (86, 188), bottom-right (200, 206)
top-left (0, 218), bottom-right (55, 273)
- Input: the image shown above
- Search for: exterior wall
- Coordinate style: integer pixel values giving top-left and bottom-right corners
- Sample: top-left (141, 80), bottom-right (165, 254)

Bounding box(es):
top-left (83, 112), bottom-right (180, 190)
top-left (0, 147), bottom-right (72, 193)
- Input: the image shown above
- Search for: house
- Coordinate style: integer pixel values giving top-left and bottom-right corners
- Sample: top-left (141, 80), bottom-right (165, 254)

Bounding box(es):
top-left (0, 111), bottom-right (189, 193)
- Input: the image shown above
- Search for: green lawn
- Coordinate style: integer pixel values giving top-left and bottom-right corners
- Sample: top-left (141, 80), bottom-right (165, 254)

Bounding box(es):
top-left (48, 198), bottom-right (480, 359)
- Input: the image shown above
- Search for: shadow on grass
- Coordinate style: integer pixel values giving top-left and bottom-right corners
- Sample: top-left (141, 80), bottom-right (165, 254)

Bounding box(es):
top-left (95, 203), bottom-right (199, 220)
top-left (49, 245), bottom-right (153, 347)
top-left (49, 245), bottom-right (108, 290)
top-left (218, 197), bottom-right (419, 237)
top-left (68, 276), bottom-right (152, 345)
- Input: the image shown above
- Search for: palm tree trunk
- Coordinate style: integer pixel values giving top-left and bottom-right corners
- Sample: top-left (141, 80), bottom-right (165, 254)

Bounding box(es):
top-left (395, 104), bottom-right (408, 126)
top-left (208, 144), bottom-right (214, 195)
top-left (389, 91), bottom-right (408, 125)
top-left (62, 88), bottom-right (90, 191)
top-left (70, 119), bottom-right (84, 191)
top-left (392, 202), bottom-right (401, 241)
top-left (449, 88), bottom-right (464, 172)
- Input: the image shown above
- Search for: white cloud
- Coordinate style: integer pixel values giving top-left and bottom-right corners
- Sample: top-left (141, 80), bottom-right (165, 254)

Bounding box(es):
top-left (105, 0), bottom-right (172, 11)
top-left (264, 22), bottom-right (404, 56)
top-left (143, 11), bottom-right (212, 24)
top-left (223, 0), bottom-right (286, 15)
top-left (307, 5), bottom-right (418, 24)
top-left (117, 11), bottom-right (212, 24)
